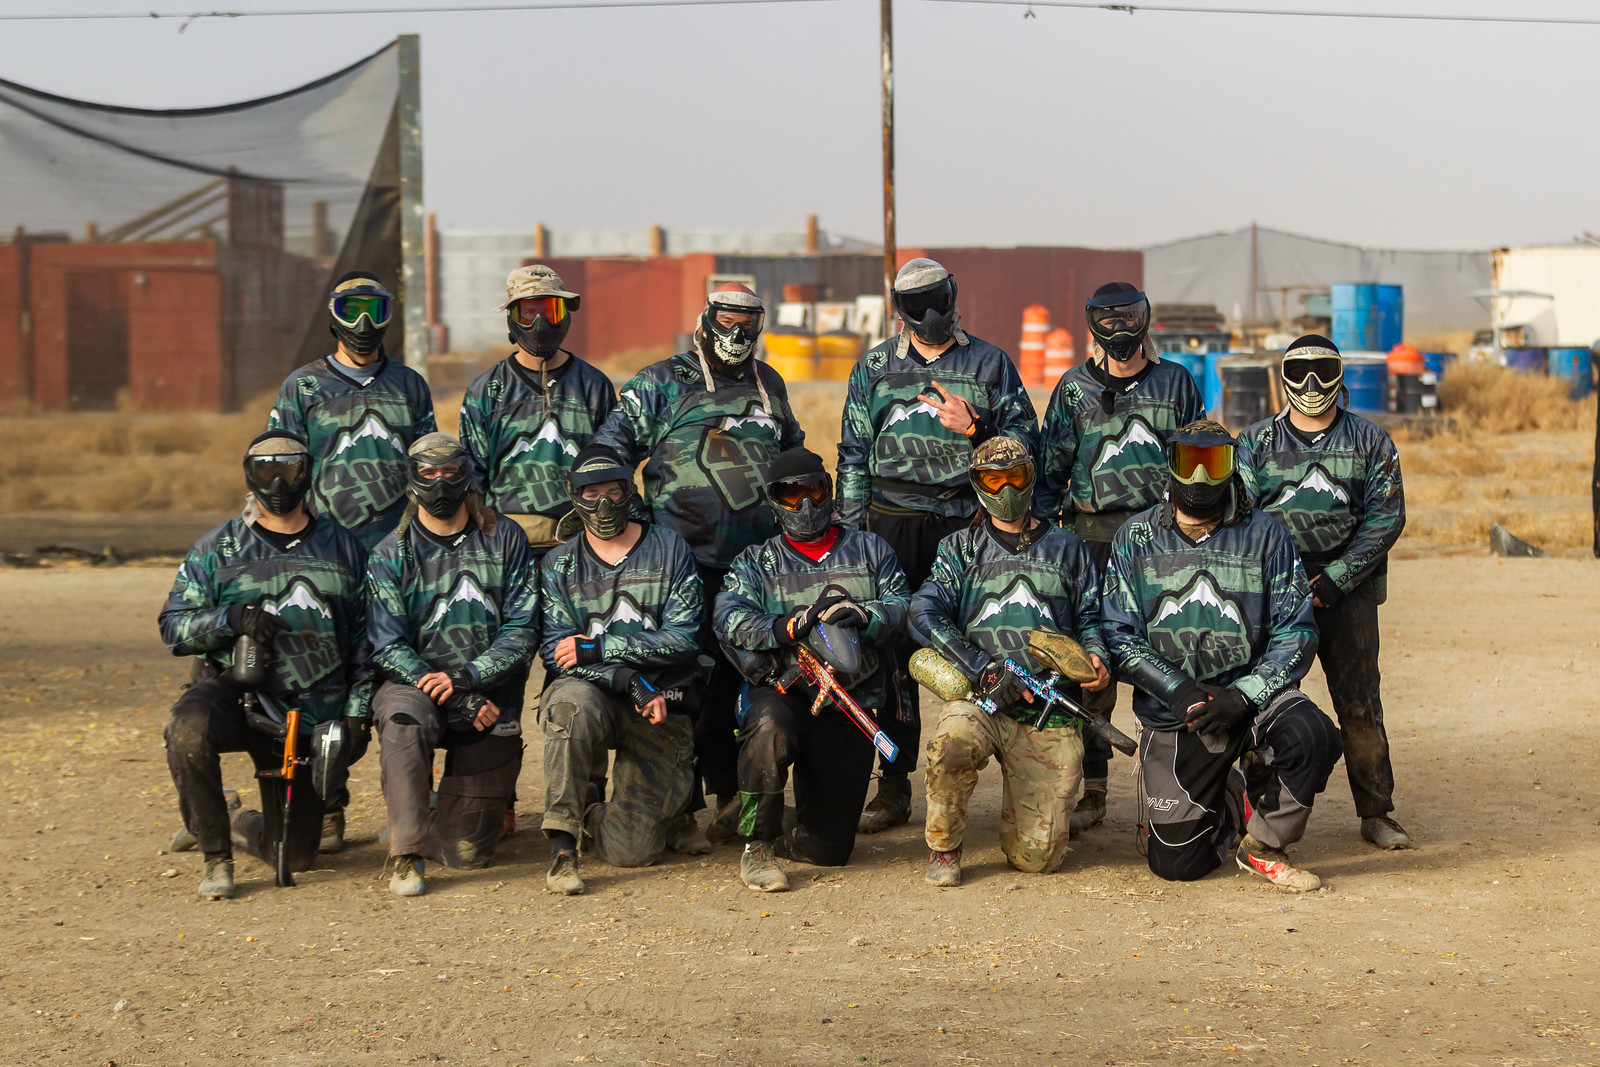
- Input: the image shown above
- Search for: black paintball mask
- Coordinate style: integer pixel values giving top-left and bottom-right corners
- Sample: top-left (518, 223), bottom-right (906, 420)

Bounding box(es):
top-left (1086, 282), bottom-right (1151, 363)
top-left (566, 445), bottom-right (636, 541)
top-left (407, 433), bottom-right (473, 519)
top-left (327, 271), bottom-right (393, 360)
top-left (893, 258), bottom-right (959, 346)
top-left (243, 431), bottom-right (312, 516)
top-left (1281, 334), bottom-right (1344, 417)
top-left (1166, 420), bottom-right (1237, 521)
top-left (501, 265), bottom-right (581, 361)
top-left (767, 447), bottom-right (834, 543)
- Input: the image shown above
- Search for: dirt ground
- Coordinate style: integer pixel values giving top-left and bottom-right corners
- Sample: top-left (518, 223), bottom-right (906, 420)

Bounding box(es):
top-left (1, 556), bottom-right (1597, 1066)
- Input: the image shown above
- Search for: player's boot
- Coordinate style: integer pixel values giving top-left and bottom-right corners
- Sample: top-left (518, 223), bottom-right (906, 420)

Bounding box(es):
top-left (198, 856), bottom-right (235, 900)
top-left (319, 810), bottom-right (345, 854)
top-left (705, 795), bottom-right (742, 845)
top-left (546, 850), bottom-right (585, 896)
top-left (390, 855), bottom-right (427, 897)
top-left (858, 773), bottom-right (911, 834)
top-left (740, 842), bottom-right (789, 892)
top-left (170, 826), bottom-right (198, 852)
top-left (1361, 815), bottom-right (1412, 850)
top-left (1068, 781), bottom-right (1107, 837)
top-left (925, 846), bottom-right (962, 888)
top-left (666, 812), bottom-right (713, 855)
top-left (1236, 834), bottom-right (1320, 892)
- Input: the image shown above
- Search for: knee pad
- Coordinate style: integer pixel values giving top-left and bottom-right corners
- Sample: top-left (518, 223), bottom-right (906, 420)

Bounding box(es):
top-left (440, 734), bottom-right (524, 801)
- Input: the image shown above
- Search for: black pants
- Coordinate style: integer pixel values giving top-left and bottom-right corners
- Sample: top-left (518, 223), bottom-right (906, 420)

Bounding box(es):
top-left (695, 564), bottom-right (743, 800)
top-left (164, 676), bottom-right (326, 870)
top-left (1313, 577), bottom-right (1395, 818)
top-left (1079, 536), bottom-right (1119, 781)
top-left (737, 687), bottom-right (878, 866)
top-left (866, 506), bottom-right (973, 775)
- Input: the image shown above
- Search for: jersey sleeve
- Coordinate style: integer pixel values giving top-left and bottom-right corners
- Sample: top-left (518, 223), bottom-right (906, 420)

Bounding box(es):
top-left (862, 538), bottom-right (911, 645)
top-left (1035, 378), bottom-right (1080, 520)
top-left (1323, 432), bottom-right (1406, 592)
top-left (364, 546), bottom-right (431, 686)
top-left (713, 547), bottom-right (783, 651)
top-left (1231, 523), bottom-right (1318, 709)
top-left (467, 527), bottom-right (540, 690)
top-left (1064, 538), bottom-right (1110, 664)
top-left (835, 361), bottom-right (874, 529)
top-left (1100, 533), bottom-right (1190, 712)
top-left (157, 545), bottom-right (234, 656)
top-left (1176, 363), bottom-right (1206, 424)
top-left (412, 373), bottom-right (438, 436)
top-left (908, 535), bottom-right (988, 681)
top-left (458, 383), bottom-right (495, 491)
top-left (1233, 429), bottom-right (1264, 505)
top-left (599, 540), bottom-right (703, 672)
top-left (265, 375), bottom-right (308, 439)
top-left (592, 372), bottom-right (665, 467)
top-left (339, 558), bottom-right (376, 720)
top-left (988, 352), bottom-right (1041, 456)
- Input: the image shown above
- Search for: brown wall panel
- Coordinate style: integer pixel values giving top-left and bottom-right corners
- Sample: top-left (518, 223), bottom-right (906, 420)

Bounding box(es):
top-left (0, 245), bottom-right (21, 409)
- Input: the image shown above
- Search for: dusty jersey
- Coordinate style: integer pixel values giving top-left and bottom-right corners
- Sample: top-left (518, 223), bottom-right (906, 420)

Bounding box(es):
top-left (1036, 358), bottom-right (1205, 522)
top-left (909, 521), bottom-right (1108, 728)
top-left (1235, 409), bottom-right (1405, 592)
top-left (836, 334), bottom-right (1040, 527)
top-left (593, 352), bottom-right (804, 570)
top-left (459, 354), bottom-right (618, 518)
top-left (267, 355), bottom-right (437, 550)
top-left (158, 516), bottom-right (372, 725)
top-left (1101, 501), bottom-right (1317, 731)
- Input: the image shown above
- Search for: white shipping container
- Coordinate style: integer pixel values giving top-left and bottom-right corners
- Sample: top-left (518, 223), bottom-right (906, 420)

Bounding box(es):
top-left (1488, 245), bottom-right (1600, 348)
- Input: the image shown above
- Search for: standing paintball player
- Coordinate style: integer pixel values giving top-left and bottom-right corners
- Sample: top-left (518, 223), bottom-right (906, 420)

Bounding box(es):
top-left (1102, 420), bottom-right (1343, 890)
top-left (910, 437), bottom-right (1112, 887)
top-left (460, 266), bottom-right (617, 553)
top-left (159, 431), bottom-right (372, 900)
top-left (1035, 282), bottom-right (1205, 836)
top-left (593, 283), bottom-right (804, 842)
top-left (1236, 334), bottom-right (1410, 849)
top-left (365, 433), bottom-right (538, 897)
top-left (836, 257), bottom-right (1040, 835)
top-left (715, 447), bottom-right (911, 892)
top-left (538, 446), bottom-right (705, 895)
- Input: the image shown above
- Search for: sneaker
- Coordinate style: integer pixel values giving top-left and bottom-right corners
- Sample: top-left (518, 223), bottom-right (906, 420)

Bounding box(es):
top-left (740, 842), bottom-right (789, 893)
top-left (666, 812), bottom-right (713, 855)
top-left (857, 774), bottom-right (912, 835)
top-left (1068, 789), bottom-right (1107, 838)
top-left (169, 826), bottom-right (198, 853)
top-left (546, 850), bottom-right (585, 896)
top-left (390, 855), bottom-right (427, 897)
top-left (1361, 815), bottom-right (1412, 850)
top-left (705, 795), bottom-right (742, 846)
top-left (319, 810), bottom-right (345, 854)
top-left (1236, 834), bottom-right (1320, 892)
top-left (198, 857), bottom-right (234, 900)
top-left (925, 847), bottom-right (962, 888)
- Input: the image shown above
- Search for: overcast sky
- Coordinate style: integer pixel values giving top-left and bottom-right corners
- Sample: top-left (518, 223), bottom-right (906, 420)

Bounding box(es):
top-left (1, 0), bottom-right (1594, 251)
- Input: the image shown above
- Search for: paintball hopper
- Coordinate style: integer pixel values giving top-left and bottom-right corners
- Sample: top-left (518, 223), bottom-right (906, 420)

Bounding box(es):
top-left (227, 632), bottom-right (271, 690)
top-left (805, 622), bottom-right (865, 686)
top-left (1025, 630), bottom-right (1098, 684)
top-left (910, 647), bottom-right (974, 702)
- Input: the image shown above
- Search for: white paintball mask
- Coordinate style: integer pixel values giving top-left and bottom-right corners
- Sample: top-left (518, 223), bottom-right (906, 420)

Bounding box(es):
top-left (1282, 341), bottom-right (1343, 417)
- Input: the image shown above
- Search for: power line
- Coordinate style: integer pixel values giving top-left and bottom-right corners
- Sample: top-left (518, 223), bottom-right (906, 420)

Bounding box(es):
top-left (0, 0), bottom-right (838, 22)
top-left (922, 0), bottom-right (1600, 27)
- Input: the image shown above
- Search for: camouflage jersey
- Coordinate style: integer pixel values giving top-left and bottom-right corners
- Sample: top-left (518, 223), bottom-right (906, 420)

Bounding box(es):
top-left (1101, 499), bottom-right (1317, 731)
top-left (459, 354), bottom-right (618, 518)
top-left (158, 516), bottom-right (372, 725)
top-left (714, 526), bottom-right (911, 712)
top-left (1035, 358), bottom-right (1204, 528)
top-left (267, 355), bottom-right (437, 550)
top-left (365, 516), bottom-right (539, 716)
top-left (909, 521), bottom-right (1109, 729)
top-left (1235, 409), bottom-right (1406, 593)
top-left (836, 333), bottom-right (1040, 527)
top-left (539, 523), bottom-right (705, 710)
top-left (592, 352), bottom-right (804, 570)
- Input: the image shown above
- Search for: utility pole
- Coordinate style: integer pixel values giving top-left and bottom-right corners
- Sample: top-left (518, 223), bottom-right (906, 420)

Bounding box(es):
top-left (881, 0), bottom-right (896, 333)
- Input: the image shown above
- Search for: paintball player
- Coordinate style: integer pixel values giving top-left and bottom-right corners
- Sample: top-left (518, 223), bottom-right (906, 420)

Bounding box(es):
top-left (538, 446), bottom-right (705, 895)
top-left (593, 283), bottom-right (805, 843)
top-left (460, 266), bottom-right (617, 553)
top-left (1102, 420), bottom-right (1343, 890)
top-left (365, 433), bottom-right (538, 897)
top-left (1035, 282), bottom-right (1205, 837)
top-left (714, 447), bottom-right (912, 892)
top-left (909, 436), bottom-right (1111, 887)
top-left (1236, 335), bottom-right (1410, 849)
top-left (836, 257), bottom-right (1040, 835)
top-left (159, 431), bottom-right (372, 900)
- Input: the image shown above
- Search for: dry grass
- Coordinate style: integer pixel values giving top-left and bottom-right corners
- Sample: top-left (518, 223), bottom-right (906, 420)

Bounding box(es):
top-left (1436, 360), bottom-right (1596, 433)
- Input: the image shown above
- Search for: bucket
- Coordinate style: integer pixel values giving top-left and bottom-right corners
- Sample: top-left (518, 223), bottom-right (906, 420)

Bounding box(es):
top-left (1162, 351), bottom-right (1206, 396)
top-left (1549, 347), bottom-right (1593, 399)
top-left (1504, 348), bottom-right (1548, 375)
top-left (1342, 355), bottom-right (1389, 413)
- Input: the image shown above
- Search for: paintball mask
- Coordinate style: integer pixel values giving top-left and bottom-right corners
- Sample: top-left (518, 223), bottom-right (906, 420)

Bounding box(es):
top-left (767, 447), bottom-right (834, 543)
top-left (407, 433), bottom-right (473, 519)
top-left (970, 436), bottom-right (1036, 524)
top-left (327, 272), bottom-right (393, 359)
top-left (499, 265), bottom-right (580, 360)
top-left (893, 258), bottom-right (959, 346)
top-left (565, 445), bottom-right (635, 541)
top-left (1167, 420), bottom-right (1236, 520)
top-left (243, 431), bottom-right (312, 516)
top-left (698, 286), bottom-right (765, 370)
top-left (1281, 335), bottom-right (1344, 417)
top-left (1086, 282), bottom-right (1151, 363)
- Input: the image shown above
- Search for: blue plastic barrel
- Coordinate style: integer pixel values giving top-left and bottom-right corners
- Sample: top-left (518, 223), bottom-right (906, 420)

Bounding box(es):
top-left (1332, 284), bottom-right (1403, 352)
top-left (1342, 355), bottom-right (1389, 413)
top-left (1202, 352), bottom-right (1228, 413)
top-left (1549, 347), bottom-right (1593, 399)
top-left (1504, 348), bottom-right (1548, 375)
top-left (1163, 351), bottom-right (1206, 396)
top-left (1422, 351), bottom-right (1455, 378)
top-left (1375, 285), bottom-right (1404, 351)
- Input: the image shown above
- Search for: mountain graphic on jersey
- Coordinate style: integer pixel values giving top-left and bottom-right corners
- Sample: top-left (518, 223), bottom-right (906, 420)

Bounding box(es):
top-left (418, 573), bottom-right (501, 669)
top-left (722, 410), bottom-right (778, 434)
top-left (972, 576), bottom-right (1051, 627)
top-left (1269, 465), bottom-right (1349, 509)
top-left (259, 578), bottom-right (341, 692)
top-left (330, 412), bottom-right (407, 459)
top-left (882, 399), bottom-right (939, 431)
top-left (1264, 463), bottom-right (1359, 554)
top-left (426, 573), bottom-right (500, 628)
top-left (317, 411), bottom-right (409, 530)
top-left (1087, 416), bottom-right (1168, 511)
top-left (508, 420), bottom-right (579, 461)
top-left (1091, 417), bottom-right (1162, 470)
top-left (580, 594), bottom-right (660, 639)
top-left (262, 577), bottom-right (334, 624)
top-left (1148, 571), bottom-right (1252, 680)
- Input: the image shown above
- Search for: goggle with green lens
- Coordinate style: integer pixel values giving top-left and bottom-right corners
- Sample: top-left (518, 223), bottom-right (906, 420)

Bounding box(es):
top-left (330, 293), bottom-right (392, 330)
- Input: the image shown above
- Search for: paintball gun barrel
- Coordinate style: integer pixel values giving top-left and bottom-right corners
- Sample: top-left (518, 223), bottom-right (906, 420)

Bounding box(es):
top-left (776, 645), bottom-right (900, 763)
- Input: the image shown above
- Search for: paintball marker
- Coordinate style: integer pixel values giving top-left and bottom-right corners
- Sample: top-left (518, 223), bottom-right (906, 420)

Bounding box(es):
top-left (773, 623), bottom-right (899, 763)
top-left (227, 632), bottom-right (307, 887)
top-left (909, 630), bottom-right (1137, 756)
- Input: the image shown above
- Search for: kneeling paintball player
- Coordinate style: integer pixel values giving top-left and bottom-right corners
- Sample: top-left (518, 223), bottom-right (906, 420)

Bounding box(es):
top-left (1102, 420), bottom-right (1343, 891)
top-left (714, 447), bottom-right (911, 892)
top-left (538, 446), bottom-right (705, 896)
top-left (909, 436), bottom-right (1113, 887)
top-left (365, 433), bottom-right (538, 897)
top-left (159, 431), bottom-right (372, 900)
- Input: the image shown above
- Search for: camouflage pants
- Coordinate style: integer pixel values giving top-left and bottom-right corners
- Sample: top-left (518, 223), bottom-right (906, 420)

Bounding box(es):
top-left (540, 676), bottom-right (695, 868)
top-left (924, 700), bottom-right (1085, 874)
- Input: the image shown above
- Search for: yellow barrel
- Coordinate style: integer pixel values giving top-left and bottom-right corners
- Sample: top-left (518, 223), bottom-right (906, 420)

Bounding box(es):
top-left (816, 330), bottom-right (863, 380)
top-left (763, 328), bottom-right (816, 381)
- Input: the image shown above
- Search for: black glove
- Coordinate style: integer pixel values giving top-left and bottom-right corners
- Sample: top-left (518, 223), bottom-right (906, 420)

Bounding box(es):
top-left (974, 657), bottom-right (1028, 710)
top-left (1185, 683), bottom-right (1251, 734)
top-left (614, 669), bottom-right (661, 710)
top-left (1165, 678), bottom-right (1212, 721)
top-left (228, 601), bottom-right (289, 643)
top-left (773, 594), bottom-right (849, 645)
top-left (1309, 573), bottom-right (1342, 608)
top-left (569, 637), bottom-right (602, 666)
top-left (344, 715), bottom-right (372, 764)
top-left (445, 666), bottom-right (478, 694)
top-left (819, 599), bottom-right (870, 630)
top-left (441, 689), bottom-right (490, 731)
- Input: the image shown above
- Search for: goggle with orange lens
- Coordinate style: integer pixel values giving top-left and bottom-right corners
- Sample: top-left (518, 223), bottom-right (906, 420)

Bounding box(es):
top-left (973, 463), bottom-right (1034, 494)
top-left (770, 473), bottom-right (831, 510)
top-left (513, 296), bottom-right (568, 327)
top-left (1168, 442), bottom-right (1235, 485)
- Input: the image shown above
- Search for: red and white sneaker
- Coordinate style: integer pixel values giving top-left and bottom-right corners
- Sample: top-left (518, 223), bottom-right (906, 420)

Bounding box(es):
top-left (1236, 834), bottom-right (1320, 892)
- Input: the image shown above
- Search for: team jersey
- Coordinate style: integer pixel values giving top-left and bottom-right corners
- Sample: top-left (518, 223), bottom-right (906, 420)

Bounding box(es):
top-left (539, 523), bottom-right (705, 707)
top-left (365, 515), bottom-right (538, 710)
top-left (158, 516), bottom-right (372, 725)
top-left (909, 520), bottom-right (1108, 729)
top-left (1035, 357), bottom-right (1205, 524)
top-left (1101, 499), bottom-right (1317, 731)
top-left (592, 352), bottom-right (804, 570)
top-left (1235, 408), bottom-right (1406, 592)
top-left (459, 354), bottom-right (618, 518)
top-left (836, 333), bottom-right (1040, 527)
top-left (715, 526), bottom-right (910, 712)
top-left (266, 355), bottom-right (437, 550)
